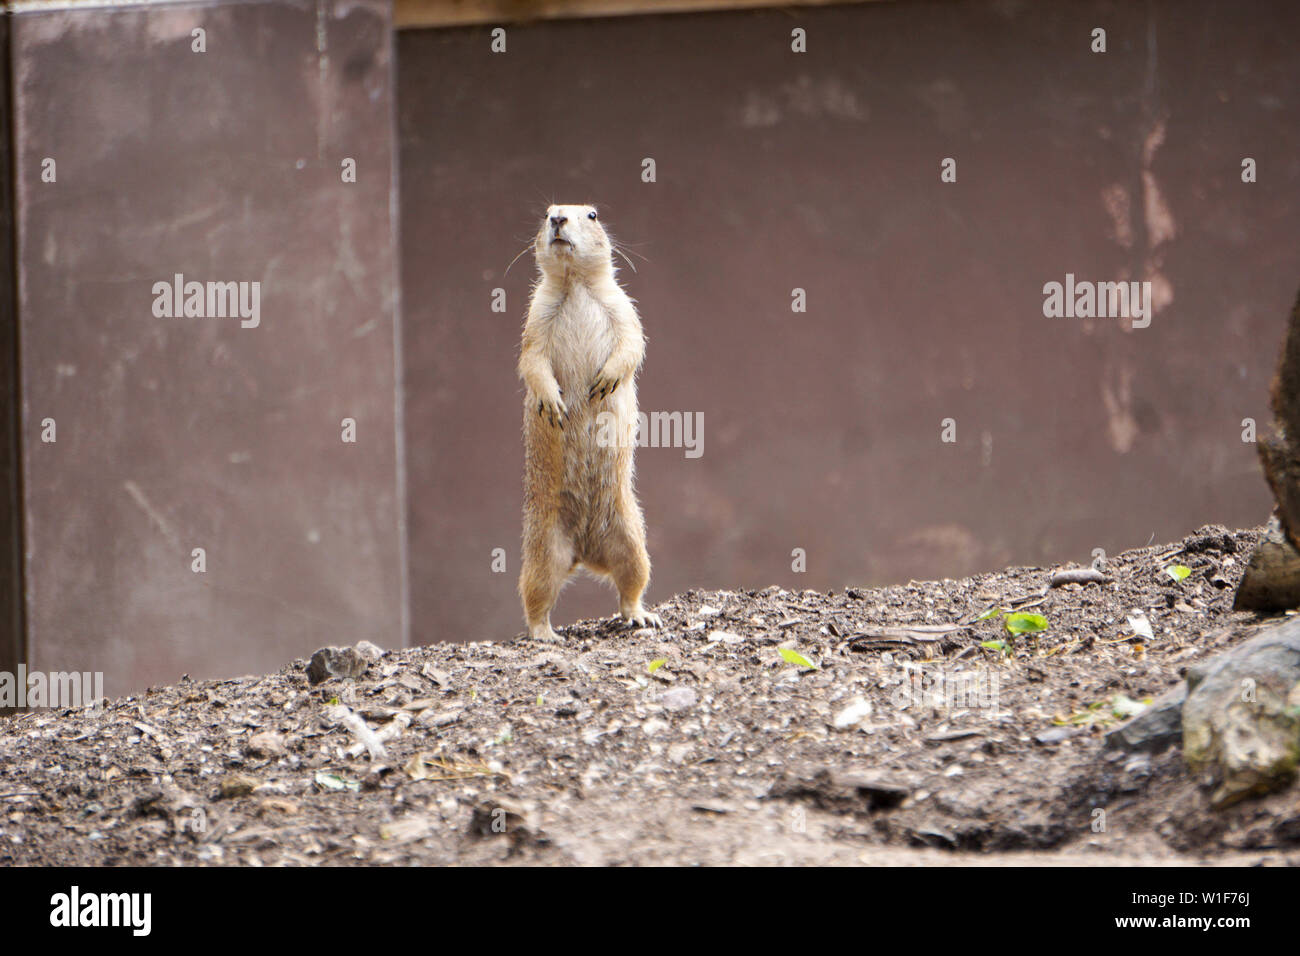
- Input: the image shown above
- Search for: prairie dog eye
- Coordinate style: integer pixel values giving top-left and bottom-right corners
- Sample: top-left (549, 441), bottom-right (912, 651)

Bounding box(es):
top-left (588, 210), bottom-right (598, 220)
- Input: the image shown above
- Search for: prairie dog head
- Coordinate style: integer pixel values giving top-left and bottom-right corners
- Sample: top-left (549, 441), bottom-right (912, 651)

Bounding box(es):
top-left (534, 204), bottom-right (612, 276)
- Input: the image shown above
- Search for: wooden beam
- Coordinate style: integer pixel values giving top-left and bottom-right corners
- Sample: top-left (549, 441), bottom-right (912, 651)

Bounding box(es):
top-left (395, 0), bottom-right (886, 29)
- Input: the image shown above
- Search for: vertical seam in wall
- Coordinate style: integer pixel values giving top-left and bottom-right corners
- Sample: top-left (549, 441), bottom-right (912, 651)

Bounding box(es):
top-left (1, 4), bottom-right (29, 680)
top-left (386, 4), bottom-right (411, 649)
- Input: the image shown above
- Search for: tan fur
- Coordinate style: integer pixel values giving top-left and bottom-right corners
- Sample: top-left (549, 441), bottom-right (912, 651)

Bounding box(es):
top-left (518, 204), bottom-right (661, 642)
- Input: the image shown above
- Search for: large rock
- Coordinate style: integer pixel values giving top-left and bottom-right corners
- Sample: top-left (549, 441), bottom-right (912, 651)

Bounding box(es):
top-left (305, 645), bottom-right (369, 685)
top-left (1104, 683), bottom-right (1187, 754)
top-left (1182, 623), bottom-right (1300, 808)
top-left (1234, 517), bottom-right (1300, 612)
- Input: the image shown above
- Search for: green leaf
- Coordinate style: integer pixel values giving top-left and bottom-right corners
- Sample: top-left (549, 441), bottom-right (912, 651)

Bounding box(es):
top-left (647, 658), bottom-right (668, 674)
top-left (1165, 564), bottom-right (1192, 582)
top-left (980, 640), bottom-right (1012, 655)
top-left (779, 647), bottom-right (819, 670)
top-left (976, 606), bottom-right (1004, 622)
top-left (1005, 612), bottom-right (1048, 634)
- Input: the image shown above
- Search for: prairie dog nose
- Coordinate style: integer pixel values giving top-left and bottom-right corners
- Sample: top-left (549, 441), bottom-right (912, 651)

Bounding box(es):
top-left (549, 214), bottom-right (567, 230)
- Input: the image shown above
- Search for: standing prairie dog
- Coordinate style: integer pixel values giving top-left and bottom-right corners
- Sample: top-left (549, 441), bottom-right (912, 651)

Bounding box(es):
top-left (518, 204), bottom-right (662, 642)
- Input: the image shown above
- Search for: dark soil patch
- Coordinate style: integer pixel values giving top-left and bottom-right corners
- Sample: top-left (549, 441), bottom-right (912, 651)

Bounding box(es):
top-left (3, 524), bottom-right (1299, 865)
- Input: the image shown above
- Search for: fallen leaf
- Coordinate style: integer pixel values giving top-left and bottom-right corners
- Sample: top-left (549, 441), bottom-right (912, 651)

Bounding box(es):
top-left (779, 647), bottom-right (818, 670)
top-left (1004, 613), bottom-right (1048, 635)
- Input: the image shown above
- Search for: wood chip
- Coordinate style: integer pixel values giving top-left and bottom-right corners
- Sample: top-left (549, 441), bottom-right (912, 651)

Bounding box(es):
top-left (1049, 568), bottom-right (1108, 587)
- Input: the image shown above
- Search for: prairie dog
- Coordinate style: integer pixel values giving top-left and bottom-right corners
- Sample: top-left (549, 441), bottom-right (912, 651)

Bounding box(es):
top-left (518, 204), bottom-right (662, 642)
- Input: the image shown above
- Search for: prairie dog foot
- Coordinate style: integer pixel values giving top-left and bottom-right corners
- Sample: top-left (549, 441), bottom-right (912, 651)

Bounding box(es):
top-left (622, 606), bottom-right (663, 629)
top-left (529, 621), bottom-right (562, 643)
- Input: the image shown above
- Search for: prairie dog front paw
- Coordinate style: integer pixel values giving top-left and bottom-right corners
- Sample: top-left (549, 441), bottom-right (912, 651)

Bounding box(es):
top-left (536, 387), bottom-right (569, 429)
top-left (588, 368), bottom-right (623, 402)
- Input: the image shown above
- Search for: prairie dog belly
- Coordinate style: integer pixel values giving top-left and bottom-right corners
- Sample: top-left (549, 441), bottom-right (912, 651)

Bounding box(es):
top-left (548, 286), bottom-right (617, 402)
top-left (545, 291), bottom-right (635, 551)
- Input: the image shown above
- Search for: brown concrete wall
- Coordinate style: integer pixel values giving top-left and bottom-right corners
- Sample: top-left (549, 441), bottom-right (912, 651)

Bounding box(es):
top-left (12, 0), bottom-right (406, 696)
top-left (397, 0), bottom-right (1299, 645)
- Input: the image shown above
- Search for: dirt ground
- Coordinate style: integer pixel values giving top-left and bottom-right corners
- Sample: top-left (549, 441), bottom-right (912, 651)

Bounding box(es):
top-left (2, 523), bottom-right (1299, 866)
